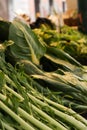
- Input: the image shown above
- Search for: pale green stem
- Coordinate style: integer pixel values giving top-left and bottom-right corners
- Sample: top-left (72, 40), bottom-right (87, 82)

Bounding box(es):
top-left (0, 93), bottom-right (66, 130)
top-left (18, 107), bottom-right (52, 130)
top-left (0, 100), bottom-right (35, 130)
top-left (0, 120), bottom-right (16, 130)
top-left (43, 96), bottom-right (87, 126)
top-left (28, 93), bottom-right (87, 130)
top-left (28, 102), bottom-right (67, 130)
top-left (4, 84), bottom-right (23, 101)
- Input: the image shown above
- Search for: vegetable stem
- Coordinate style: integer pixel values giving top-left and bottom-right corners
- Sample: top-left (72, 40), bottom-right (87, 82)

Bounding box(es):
top-left (18, 107), bottom-right (52, 130)
top-left (0, 93), bottom-right (66, 130)
top-left (0, 100), bottom-right (35, 130)
top-left (0, 120), bottom-right (16, 130)
top-left (4, 84), bottom-right (24, 101)
top-left (28, 93), bottom-right (87, 130)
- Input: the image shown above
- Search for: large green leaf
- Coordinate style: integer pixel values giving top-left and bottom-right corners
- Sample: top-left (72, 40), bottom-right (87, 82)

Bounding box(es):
top-left (43, 47), bottom-right (82, 72)
top-left (8, 20), bottom-right (46, 65)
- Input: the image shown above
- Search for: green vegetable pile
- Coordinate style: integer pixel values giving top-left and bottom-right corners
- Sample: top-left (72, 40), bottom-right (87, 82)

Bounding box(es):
top-left (0, 19), bottom-right (87, 130)
top-left (33, 25), bottom-right (87, 65)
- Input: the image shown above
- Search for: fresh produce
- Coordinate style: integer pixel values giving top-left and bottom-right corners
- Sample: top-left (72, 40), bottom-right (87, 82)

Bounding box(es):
top-left (33, 25), bottom-right (87, 65)
top-left (0, 19), bottom-right (87, 129)
top-left (0, 55), bottom-right (87, 130)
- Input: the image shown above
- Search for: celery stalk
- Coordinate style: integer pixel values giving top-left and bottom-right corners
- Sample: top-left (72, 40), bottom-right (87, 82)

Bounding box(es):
top-left (0, 100), bottom-right (35, 130)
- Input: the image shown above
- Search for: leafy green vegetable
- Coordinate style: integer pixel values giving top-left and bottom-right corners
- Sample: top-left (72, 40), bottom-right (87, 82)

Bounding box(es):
top-left (8, 20), bottom-right (46, 65)
top-left (33, 25), bottom-right (87, 65)
top-left (0, 19), bottom-right (87, 130)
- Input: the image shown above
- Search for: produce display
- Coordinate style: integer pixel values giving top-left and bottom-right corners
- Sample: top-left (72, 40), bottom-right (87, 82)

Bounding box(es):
top-left (32, 24), bottom-right (87, 65)
top-left (0, 19), bottom-right (87, 130)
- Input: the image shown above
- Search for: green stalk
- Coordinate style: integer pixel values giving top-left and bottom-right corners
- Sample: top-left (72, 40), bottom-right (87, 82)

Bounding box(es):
top-left (0, 100), bottom-right (35, 130)
top-left (4, 73), bottom-right (87, 128)
top-left (0, 120), bottom-right (16, 130)
top-left (0, 93), bottom-right (53, 130)
top-left (5, 74), bottom-right (17, 88)
top-left (3, 73), bottom-right (87, 129)
top-left (0, 93), bottom-right (66, 130)
top-left (51, 106), bottom-right (87, 130)
top-left (27, 93), bottom-right (87, 130)
top-left (18, 107), bottom-right (52, 130)
top-left (43, 96), bottom-right (87, 126)
top-left (28, 102), bottom-right (67, 130)
top-left (30, 88), bottom-right (87, 126)
top-left (16, 73), bottom-right (87, 126)
top-left (4, 84), bottom-right (24, 101)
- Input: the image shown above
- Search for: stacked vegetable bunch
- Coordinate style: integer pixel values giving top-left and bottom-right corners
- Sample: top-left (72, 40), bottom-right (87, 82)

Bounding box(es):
top-left (33, 25), bottom-right (87, 65)
top-left (0, 20), bottom-right (87, 130)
